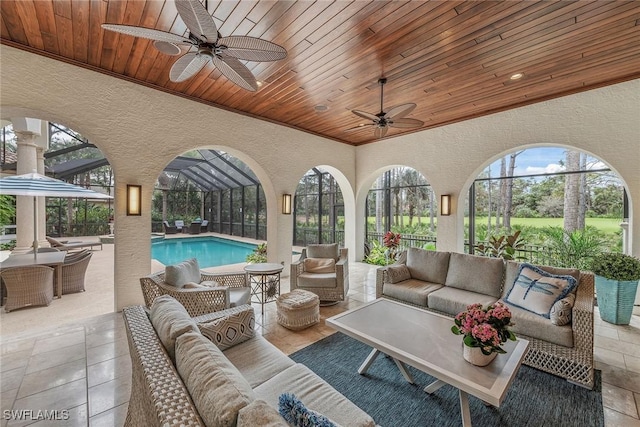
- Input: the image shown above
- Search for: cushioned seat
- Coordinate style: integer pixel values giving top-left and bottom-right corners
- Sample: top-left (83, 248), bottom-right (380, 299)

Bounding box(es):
top-left (500, 299), bottom-right (574, 347)
top-left (296, 272), bottom-right (337, 288)
top-left (382, 279), bottom-right (443, 307)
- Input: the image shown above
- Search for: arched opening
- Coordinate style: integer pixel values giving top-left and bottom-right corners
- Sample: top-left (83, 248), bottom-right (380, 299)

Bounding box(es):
top-left (465, 146), bottom-right (628, 269)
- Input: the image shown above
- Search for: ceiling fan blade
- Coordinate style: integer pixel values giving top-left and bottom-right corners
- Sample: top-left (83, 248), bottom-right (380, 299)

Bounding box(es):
top-left (219, 36), bottom-right (287, 61)
top-left (384, 103), bottom-right (417, 120)
top-left (352, 110), bottom-right (379, 122)
top-left (374, 126), bottom-right (388, 139)
top-left (170, 52), bottom-right (209, 82)
top-left (389, 118), bottom-right (424, 129)
top-left (345, 124), bottom-right (374, 132)
top-left (153, 41), bottom-right (182, 56)
top-left (213, 56), bottom-right (258, 91)
top-left (175, 0), bottom-right (218, 43)
top-left (101, 24), bottom-right (191, 45)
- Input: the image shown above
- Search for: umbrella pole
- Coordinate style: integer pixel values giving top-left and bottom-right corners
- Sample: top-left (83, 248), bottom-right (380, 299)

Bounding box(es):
top-left (33, 197), bottom-right (39, 253)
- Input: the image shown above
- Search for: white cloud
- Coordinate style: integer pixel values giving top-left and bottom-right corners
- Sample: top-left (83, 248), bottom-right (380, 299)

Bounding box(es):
top-left (524, 164), bottom-right (565, 174)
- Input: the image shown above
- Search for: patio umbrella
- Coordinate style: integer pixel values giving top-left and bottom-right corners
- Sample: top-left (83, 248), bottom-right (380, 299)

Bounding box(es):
top-left (0, 172), bottom-right (113, 251)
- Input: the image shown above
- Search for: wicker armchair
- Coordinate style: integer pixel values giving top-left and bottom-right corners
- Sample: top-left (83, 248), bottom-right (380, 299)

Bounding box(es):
top-left (1, 265), bottom-right (54, 312)
top-left (140, 270), bottom-right (249, 317)
top-left (290, 244), bottom-right (349, 303)
top-left (163, 221), bottom-right (178, 234)
top-left (59, 251), bottom-right (92, 294)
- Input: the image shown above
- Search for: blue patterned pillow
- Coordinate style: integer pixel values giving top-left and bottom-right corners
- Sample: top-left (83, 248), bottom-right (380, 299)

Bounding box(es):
top-left (505, 263), bottom-right (577, 318)
top-left (278, 393), bottom-right (337, 427)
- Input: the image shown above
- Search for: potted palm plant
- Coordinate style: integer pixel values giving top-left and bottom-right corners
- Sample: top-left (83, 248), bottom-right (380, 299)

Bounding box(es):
top-left (589, 252), bottom-right (640, 325)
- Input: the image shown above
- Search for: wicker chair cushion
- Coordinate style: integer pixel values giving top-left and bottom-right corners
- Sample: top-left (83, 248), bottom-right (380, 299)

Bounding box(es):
top-left (505, 264), bottom-right (577, 318)
top-left (198, 305), bottom-right (255, 350)
top-left (550, 293), bottom-right (576, 326)
top-left (444, 253), bottom-right (504, 298)
top-left (306, 244), bottom-right (339, 261)
top-left (406, 248), bottom-right (450, 284)
top-left (175, 332), bottom-right (256, 427)
top-left (149, 295), bottom-right (198, 361)
top-left (386, 264), bottom-right (411, 284)
top-left (304, 258), bottom-right (336, 274)
top-left (238, 399), bottom-right (288, 427)
top-left (297, 273), bottom-right (337, 288)
top-left (165, 258), bottom-right (201, 288)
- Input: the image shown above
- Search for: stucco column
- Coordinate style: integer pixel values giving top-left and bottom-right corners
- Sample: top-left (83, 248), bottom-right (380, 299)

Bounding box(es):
top-left (14, 131), bottom-right (39, 252)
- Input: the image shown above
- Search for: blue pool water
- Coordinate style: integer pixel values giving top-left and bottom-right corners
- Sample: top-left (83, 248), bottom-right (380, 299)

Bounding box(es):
top-left (151, 236), bottom-right (256, 268)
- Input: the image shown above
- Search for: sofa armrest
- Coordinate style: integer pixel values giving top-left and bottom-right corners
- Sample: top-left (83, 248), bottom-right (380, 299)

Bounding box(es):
top-left (571, 271), bottom-right (595, 355)
top-left (375, 267), bottom-right (388, 299)
top-left (155, 281), bottom-right (231, 317)
top-left (290, 249), bottom-right (308, 290)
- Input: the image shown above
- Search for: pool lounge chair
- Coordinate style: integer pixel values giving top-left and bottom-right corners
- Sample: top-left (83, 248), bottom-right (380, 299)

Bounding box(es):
top-left (163, 221), bottom-right (178, 234)
top-left (174, 220), bottom-right (185, 232)
top-left (46, 236), bottom-right (103, 252)
top-left (200, 220), bottom-right (209, 232)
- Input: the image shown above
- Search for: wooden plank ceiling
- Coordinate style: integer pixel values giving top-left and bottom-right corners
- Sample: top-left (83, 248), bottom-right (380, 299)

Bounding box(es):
top-left (2, 0), bottom-right (639, 146)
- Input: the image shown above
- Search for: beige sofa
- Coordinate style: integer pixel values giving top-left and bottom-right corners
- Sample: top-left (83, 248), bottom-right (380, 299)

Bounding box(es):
top-left (376, 248), bottom-right (595, 389)
top-left (123, 297), bottom-right (375, 427)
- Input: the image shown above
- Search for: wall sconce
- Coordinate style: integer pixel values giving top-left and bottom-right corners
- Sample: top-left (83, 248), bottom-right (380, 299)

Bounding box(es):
top-left (440, 194), bottom-right (451, 216)
top-left (127, 184), bottom-right (142, 216)
top-left (282, 194), bottom-right (292, 215)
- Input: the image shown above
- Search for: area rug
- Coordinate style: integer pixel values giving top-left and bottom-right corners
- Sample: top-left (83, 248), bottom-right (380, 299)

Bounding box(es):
top-left (290, 332), bottom-right (603, 427)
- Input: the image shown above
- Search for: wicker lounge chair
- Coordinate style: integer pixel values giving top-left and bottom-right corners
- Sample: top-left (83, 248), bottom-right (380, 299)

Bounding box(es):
top-left (163, 221), bottom-right (178, 234)
top-left (185, 222), bottom-right (201, 234)
top-left (46, 236), bottom-right (102, 252)
top-left (140, 270), bottom-right (250, 317)
top-left (290, 243), bottom-right (349, 303)
top-left (1, 265), bottom-right (54, 312)
top-left (174, 220), bottom-right (185, 232)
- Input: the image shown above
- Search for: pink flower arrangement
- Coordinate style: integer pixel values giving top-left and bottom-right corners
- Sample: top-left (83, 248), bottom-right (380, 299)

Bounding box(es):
top-left (451, 302), bottom-right (516, 355)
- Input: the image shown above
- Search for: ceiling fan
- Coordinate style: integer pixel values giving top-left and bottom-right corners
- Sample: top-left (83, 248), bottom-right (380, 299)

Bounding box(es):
top-left (347, 78), bottom-right (424, 138)
top-left (101, 0), bottom-right (286, 91)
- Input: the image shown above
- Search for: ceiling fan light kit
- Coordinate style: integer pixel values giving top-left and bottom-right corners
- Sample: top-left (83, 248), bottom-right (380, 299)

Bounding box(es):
top-left (347, 77), bottom-right (424, 138)
top-left (101, 0), bottom-right (286, 91)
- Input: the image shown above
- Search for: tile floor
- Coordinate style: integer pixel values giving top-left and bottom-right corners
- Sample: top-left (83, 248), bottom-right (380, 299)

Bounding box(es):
top-left (1, 244), bottom-right (639, 426)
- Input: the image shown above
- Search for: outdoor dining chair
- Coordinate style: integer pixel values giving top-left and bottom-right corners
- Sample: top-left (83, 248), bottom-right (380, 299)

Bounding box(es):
top-left (1, 265), bottom-right (54, 312)
top-left (59, 251), bottom-right (93, 294)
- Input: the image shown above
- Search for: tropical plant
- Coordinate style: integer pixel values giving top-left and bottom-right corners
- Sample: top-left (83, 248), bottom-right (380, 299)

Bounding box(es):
top-left (451, 302), bottom-right (516, 355)
top-left (589, 253), bottom-right (640, 281)
top-left (476, 230), bottom-right (526, 260)
top-left (364, 240), bottom-right (393, 266)
top-left (0, 239), bottom-right (16, 251)
top-left (246, 243), bottom-right (267, 263)
top-left (542, 226), bottom-right (605, 269)
top-left (383, 231), bottom-right (401, 262)
top-left (0, 195), bottom-right (16, 225)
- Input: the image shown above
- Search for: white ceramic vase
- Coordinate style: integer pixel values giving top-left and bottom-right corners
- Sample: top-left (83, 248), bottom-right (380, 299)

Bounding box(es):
top-left (463, 345), bottom-right (497, 366)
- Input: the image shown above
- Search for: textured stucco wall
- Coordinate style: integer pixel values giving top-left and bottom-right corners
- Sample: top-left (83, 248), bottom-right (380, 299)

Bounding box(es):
top-left (2, 45), bottom-right (639, 311)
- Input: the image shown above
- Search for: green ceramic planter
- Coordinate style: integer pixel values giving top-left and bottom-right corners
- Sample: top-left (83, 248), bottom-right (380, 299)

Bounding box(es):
top-left (595, 275), bottom-right (639, 325)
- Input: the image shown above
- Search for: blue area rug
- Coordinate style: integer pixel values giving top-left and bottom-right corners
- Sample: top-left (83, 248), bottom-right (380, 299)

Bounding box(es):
top-left (290, 332), bottom-right (603, 427)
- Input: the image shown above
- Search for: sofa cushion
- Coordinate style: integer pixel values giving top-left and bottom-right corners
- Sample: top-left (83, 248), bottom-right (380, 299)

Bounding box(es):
top-left (238, 400), bottom-right (288, 427)
top-left (149, 295), bottom-right (198, 361)
top-left (198, 305), bottom-right (255, 350)
top-left (405, 248), bottom-right (450, 284)
top-left (224, 335), bottom-right (296, 388)
top-left (307, 244), bottom-right (339, 261)
top-left (427, 287), bottom-right (499, 317)
top-left (165, 258), bottom-right (201, 288)
top-left (386, 264), bottom-right (411, 284)
top-left (175, 332), bottom-right (256, 427)
top-left (298, 273), bottom-right (337, 288)
top-left (505, 264), bottom-right (577, 318)
top-left (550, 293), bottom-right (576, 326)
top-left (382, 279), bottom-right (443, 307)
top-left (254, 364), bottom-right (375, 427)
top-left (503, 261), bottom-right (581, 298)
top-left (445, 253), bottom-right (504, 298)
top-left (304, 258), bottom-right (336, 274)
top-left (500, 299), bottom-right (574, 347)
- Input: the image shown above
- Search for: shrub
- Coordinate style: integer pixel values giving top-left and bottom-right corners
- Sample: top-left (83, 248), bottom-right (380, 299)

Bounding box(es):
top-left (589, 253), bottom-right (640, 281)
top-left (246, 243), bottom-right (267, 263)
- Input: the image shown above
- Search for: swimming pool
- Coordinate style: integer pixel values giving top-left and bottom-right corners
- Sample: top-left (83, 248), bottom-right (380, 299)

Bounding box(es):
top-left (151, 236), bottom-right (256, 268)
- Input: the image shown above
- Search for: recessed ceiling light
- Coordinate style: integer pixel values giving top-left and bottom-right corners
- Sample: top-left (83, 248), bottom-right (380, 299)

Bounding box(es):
top-left (256, 81), bottom-right (264, 87)
top-left (314, 105), bottom-right (328, 112)
top-left (510, 72), bottom-right (524, 80)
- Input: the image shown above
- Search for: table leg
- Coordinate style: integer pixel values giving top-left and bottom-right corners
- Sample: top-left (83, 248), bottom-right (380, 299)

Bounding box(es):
top-left (424, 379), bottom-right (446, 394)
top-left (358, 348), bottom-right (380, 375)
top-left (459, 390), bottom-right (472, 427)
top-left (392, 358), bottom-right (414, 384)
top-left (56, 265), bottom-right (62, 298)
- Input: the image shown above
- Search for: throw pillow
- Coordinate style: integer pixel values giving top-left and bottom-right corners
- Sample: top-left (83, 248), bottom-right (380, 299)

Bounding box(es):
top-left (165, 258), bottom-right (200, 288)
top-left (505, 264), bottom-right (577, 318)
top-left (175, 332), bottom-right (256, 427)
top-left (183, 280), bottom-right (220, 289)
top-left (386, 264), bottom-right (411, 284)
top-left (198, 305), bottom-right (255, 350)
top-left (279, 393), bottom-right (338, 427)
top-left (149, 295), bottom-right (198, 361)
top-left (550, 293), bottom-right (576, 326)
top-left (304, 258), bottom-right (336, 274)
top-left (237, 400), bottom-right (289, 427)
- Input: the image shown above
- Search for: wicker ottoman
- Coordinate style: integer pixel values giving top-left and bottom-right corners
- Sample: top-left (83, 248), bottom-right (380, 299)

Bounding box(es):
top-left (277, 289), bottom-right (320, 331)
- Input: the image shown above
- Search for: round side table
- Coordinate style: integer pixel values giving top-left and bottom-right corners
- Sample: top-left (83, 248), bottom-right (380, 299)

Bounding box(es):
top-left (244, 263), bottom-right (284, 313)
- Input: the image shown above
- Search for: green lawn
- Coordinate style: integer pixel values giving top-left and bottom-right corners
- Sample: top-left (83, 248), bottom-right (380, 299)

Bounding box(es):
top-left (465, 217), bottom-right (623, 234)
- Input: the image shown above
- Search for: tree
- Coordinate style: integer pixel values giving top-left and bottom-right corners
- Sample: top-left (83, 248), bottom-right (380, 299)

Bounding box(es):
top-left (563, 150), bottom-right (581, 233)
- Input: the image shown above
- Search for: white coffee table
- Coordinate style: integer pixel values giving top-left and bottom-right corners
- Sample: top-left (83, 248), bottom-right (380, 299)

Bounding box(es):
top-left (326, 298), bottom-right (529, 427)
